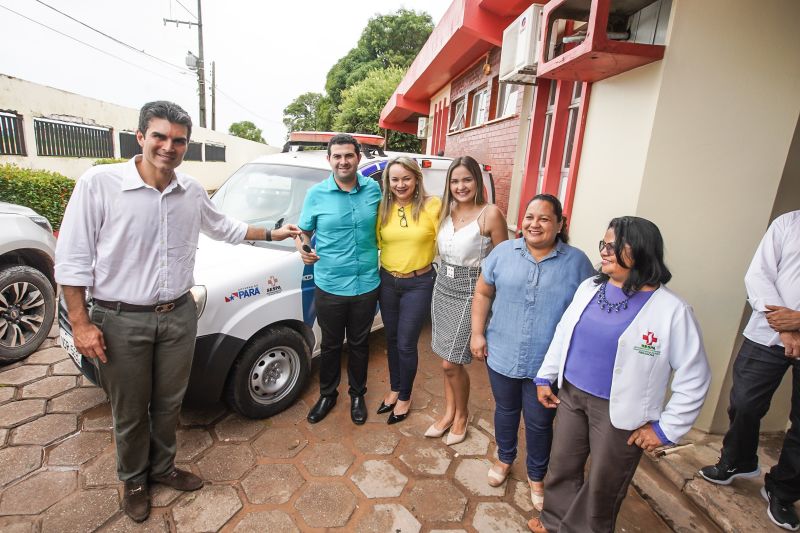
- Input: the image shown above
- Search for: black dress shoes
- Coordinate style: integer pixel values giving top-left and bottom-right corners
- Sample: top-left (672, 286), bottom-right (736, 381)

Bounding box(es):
top-left (351, 395), bottom-right (367, 425)
top-left (307, 396), bottom-right (336, 424)
top-left (376, 401), bottom-right (396, 414)
top-left (387, 411), bottom-right (408, 425)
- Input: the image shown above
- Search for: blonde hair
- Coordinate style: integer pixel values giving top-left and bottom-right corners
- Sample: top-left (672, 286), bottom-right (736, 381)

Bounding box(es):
top-left (438, 155), bottom-right (487, 227)
top-left (379, 156), bottom-right (429, 226)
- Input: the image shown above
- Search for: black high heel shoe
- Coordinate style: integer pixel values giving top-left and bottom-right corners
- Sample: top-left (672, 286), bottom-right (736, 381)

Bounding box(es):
top-left (387, 411), bottom-right (408, 425)
top-left (376, 401), bottom-right (396, 414)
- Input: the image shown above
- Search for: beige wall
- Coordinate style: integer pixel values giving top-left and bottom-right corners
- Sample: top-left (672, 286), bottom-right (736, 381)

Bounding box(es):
top-left (0, 74), bottom-right (278, 190)
top-left (569, 0), bottom-right (800, 432)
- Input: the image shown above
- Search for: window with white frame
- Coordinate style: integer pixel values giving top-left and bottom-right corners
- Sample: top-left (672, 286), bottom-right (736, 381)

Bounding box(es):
top-left (497, 83), bottom-right (519, 118)
top-left (449, 98), bottom-right (466, 132)
top-left (470, 87), bottom-right (489, 127)
top-left (558, 82), bottom-right (583, 202)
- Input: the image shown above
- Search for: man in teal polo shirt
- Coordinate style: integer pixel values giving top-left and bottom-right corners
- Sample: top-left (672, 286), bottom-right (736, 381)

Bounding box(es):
top-left (296, 134), bottom-right (381, 425)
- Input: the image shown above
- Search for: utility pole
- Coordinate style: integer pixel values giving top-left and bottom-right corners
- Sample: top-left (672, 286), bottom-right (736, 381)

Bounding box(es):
top-left (211, 61), bottom-right (216, 130)
top-left (164, 0), bottom-right (207, 127)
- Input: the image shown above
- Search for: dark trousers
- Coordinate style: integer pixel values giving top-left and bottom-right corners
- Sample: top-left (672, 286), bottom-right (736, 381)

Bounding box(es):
top-left (379, 268), bottom-right (435, 401)
top-left (721, 338), bottom-right (800, 502)
top-left (315, 286), bottom-right (379, 398)
top-left (487, 366), bottom-right (557, 481)
top-left (91, 298), bottom-right (197, 483)
top-left (541, 381), bottom-right (642, 533)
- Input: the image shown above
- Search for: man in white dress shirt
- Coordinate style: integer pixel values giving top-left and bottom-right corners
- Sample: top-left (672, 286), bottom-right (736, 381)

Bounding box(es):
top-left (699, 210), bottom-right (800, 531)
top-left (55, 101), bottom-right (299, 523)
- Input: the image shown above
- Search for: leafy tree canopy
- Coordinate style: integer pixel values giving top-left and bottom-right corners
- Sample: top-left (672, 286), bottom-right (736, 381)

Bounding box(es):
top-left (282, 92), bottom-right (333, 134)
top-left (228, 120), bottom-right (265, 143)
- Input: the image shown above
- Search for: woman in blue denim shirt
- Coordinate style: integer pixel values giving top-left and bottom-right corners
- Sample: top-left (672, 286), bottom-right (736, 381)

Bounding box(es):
top-left (470, 194), bottom-right (594, 510)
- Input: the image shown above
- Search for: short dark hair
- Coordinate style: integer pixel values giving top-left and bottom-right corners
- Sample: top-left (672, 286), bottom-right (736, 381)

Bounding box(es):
top-left (596, 216), bottom-right (672, 294)
top-left (327, 133), bottom-right (360, 156)
top-left (138, 101), bottom-right (192, 139)
top-left (526, 193), bottom-right (569, 244)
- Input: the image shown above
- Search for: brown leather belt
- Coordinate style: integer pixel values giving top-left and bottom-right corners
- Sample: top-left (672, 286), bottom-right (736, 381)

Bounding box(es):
top-left (385, 264), bottom-right (433, 279)
top-left (93, 293), bottom-right (189, 313)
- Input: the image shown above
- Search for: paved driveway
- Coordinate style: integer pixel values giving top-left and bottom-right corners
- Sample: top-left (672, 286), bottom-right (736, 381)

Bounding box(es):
top-left (0, 323), bottom-right (670, 532)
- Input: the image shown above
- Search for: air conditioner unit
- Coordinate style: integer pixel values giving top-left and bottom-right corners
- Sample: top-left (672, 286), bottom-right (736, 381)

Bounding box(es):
top-left (499, 4), bottom-right (544, 85)
top-left (417, 116), bottom-right (429, 139)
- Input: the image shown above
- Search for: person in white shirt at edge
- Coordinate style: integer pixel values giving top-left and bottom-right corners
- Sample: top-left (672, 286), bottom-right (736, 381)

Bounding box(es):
top-left (55, 101), bottom-right (300, 524)
top-left (699, 210), bottom-right (800, 532)
top-left (528, 216), bottom-right (711, 533)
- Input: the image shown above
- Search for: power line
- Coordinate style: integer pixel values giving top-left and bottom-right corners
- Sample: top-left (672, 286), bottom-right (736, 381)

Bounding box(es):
top-left (34, 0), bottom-right (190, 74)
top-left (173, 0), bottom-right (197, 20)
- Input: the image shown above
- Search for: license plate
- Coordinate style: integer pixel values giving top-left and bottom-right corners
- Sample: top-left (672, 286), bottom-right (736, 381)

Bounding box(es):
top-left (59, 330), bottom-right (82, 369)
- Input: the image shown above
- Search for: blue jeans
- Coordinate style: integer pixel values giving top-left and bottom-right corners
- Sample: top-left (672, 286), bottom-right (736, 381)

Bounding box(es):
top-left (379, 268), bottom-right (435, 401)
top-left (487, 365), bottom-right (557, 481)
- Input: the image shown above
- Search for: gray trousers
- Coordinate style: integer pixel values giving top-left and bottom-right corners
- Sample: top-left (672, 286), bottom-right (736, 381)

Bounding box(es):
top-left (540, 381), bottom-right (642, 533)
top-left (91, 298), bottom-right (197, 483)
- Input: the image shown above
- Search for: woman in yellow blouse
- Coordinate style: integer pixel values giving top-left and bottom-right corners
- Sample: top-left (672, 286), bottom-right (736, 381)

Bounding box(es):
top-left (376, 156), bottom-right (442, 424)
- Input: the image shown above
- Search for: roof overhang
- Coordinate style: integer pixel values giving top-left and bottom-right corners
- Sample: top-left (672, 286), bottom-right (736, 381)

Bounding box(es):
top-left (380, 0), bottom-right (537, 133)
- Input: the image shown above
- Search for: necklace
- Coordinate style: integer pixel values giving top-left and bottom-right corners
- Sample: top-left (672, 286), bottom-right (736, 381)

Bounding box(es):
top-left (597, 282), bottom-right (631, 313)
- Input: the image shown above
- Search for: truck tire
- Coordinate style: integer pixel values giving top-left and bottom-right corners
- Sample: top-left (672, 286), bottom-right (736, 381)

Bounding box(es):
top-left (0, 265), bottom-right (56, 363)
top-left (224, 325), bottom-right (310, 419)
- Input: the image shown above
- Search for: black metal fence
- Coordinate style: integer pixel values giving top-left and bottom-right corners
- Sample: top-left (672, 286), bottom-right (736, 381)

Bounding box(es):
top-left (33, 119), bottom-right (113, 158)
top-left (205, 143), bottom-right (226, 162)
top-left (0, 111), bottom-right (26, 156)
top-left (119, 131), bottom-right (142, 159)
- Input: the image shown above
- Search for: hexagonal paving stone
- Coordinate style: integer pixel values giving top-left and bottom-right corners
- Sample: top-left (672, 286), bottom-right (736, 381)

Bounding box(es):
top-left (423, 376), bottom-right (445, 397)
top-left (354, 426), bottom-right (401, 455)
top-left (351, 459), bottom-right (408, 498)
top-left (399, 440), bottom-right (452, 475)
top-left (40, 488), bottom-right (118, 533)
top-left (0, 518), bottom-right (36, 532)
top-left (430, 530), bottom-right (468, 533)
top-left (11, 413), bottom-right (77, 445)
top-left (21, 376), bottom-right (77, 399)
top-left (151, 484), bottom-right (182, 507)
top-left (398, 412), bottom-right (436, 438)
top-left (252, 426), bottom-right (307, 459)
top-left (407, 479), bottom-right (467, 522)
top-left (51, 359), bottom-right (81, 376)
top-left (81, 403), bottom-right (112, 431)
top-left (48, 387), bottom-right (107, 413)
top-left (233, 510), bottom-right (299, 533)
top-left (512, 480), bottom-right (534, 513)
top-left (303, 442), bottom-right (355, 477)
top-left (0, 445), bottom-right (42, 486)
top-left (305, 412), bottom-right (350, 441)
top-left (409, 389), bottom-right (433, 411)
top-left (294, 482), bottom-right (356, 528)
top-left (102, 513), bottom-right (170, 532)
top-left (82, 452), bottom-right (117, 487)
top-left (241, 464), bottom-right (304, 504)
top-left (455, 458), bottom-right (506, 496)
top-left (0, 365), bottom-right (48, 385)
top-left (25, 347), bottom-right (68, 365)
top-left (48, 431), bottom-right (112, 466)
top-left (0, 399), bottom-right (45, 428)
top-left (0, 470), bottom-right (76, 515)
top-left (472, 502), bottom-right (529, 532)
top-left (0, 387), bottom-right (15, 404)
top-left (172, 485), bottom-right (242, 532)
top-left (450, 428), bottom-right (490, 456)
top-left (196, 444), bottom-right (255, 481)
top-left (175, 428), bottom-right (213, 462)
top-left (267, 399), bottom-right (308, 426)
top-left (476, 415), bottom-right (495, 437)
top-left (178, 406), bottom-right (226, 426)
top-left (214, 413), bottom-right (266, 442)
top-left (355, 504), bottom-right (421, 533)
top-left (0, 429), bottom-right (6, 446)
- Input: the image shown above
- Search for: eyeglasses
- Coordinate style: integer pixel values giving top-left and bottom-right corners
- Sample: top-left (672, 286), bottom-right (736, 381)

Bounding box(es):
top-left (398, 206), bottom-right (408, 228)
top-left (598, 240), bottom-right (616, 254)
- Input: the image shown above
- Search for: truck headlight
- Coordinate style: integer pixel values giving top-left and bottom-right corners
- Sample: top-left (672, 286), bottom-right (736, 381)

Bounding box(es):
top-left (189, 285), bottom-right (207, 319)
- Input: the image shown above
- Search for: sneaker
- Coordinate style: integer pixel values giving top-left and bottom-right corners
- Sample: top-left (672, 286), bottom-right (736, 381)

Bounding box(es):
top-left (762, 486), bottom-right (800, 531)
top-left (698, 459), bottom-right (760, 485)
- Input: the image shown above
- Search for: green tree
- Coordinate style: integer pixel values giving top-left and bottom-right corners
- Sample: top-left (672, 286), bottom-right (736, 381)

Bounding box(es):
top-left (325, 9), bottom-right (433, 108)
top-left (282, 92), bottom-right (333, 134)
top-left (334, 67), bottom-right (420, 153)
top-left (228, 120), bottom-right (265, 143)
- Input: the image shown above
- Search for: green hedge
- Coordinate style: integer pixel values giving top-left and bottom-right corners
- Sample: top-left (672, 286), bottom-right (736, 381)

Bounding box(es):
top-left (0, 164), bottom-right (75, 231)
top-left (93, 158), bottom-right (127, 166)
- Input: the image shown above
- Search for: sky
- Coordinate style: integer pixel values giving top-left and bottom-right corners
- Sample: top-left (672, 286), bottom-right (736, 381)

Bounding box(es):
top-left (0, 0), bottom-right (452, 145)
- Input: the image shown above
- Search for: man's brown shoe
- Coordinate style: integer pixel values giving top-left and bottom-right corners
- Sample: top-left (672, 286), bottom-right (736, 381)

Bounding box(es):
top-left (122, 480), bottom-right (150, 523)
top-left (150, 468), bottom-right (204, 491)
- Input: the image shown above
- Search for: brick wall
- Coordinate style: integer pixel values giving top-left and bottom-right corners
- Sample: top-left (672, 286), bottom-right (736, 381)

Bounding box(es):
top-left (444, 48), bottom-right (523, 215)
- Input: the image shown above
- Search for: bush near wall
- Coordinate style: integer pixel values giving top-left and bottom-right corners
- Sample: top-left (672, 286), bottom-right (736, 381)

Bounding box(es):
top-left (0, 164), bottom-right (75, 230)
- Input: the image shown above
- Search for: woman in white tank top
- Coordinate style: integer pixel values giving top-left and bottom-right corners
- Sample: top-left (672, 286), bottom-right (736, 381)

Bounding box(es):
top-left (426, 156), bottom-right (507, 445)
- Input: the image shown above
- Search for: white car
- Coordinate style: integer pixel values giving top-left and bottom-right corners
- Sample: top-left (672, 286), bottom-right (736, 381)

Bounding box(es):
top-left (62, 138), bottom-right (495, 418)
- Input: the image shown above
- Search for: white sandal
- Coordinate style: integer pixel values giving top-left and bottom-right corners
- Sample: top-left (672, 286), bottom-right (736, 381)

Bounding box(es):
top-left (530, 480), bottom-right (544, 511)
top-left (487, 462), bottom-right (511, 487)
